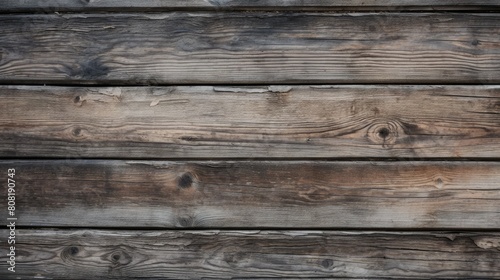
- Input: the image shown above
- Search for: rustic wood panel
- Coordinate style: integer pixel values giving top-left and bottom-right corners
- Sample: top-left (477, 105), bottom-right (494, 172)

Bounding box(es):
top-left (2, 0), bottom-right (500, 12)
top-left (1, 13), bottom-right (500, 84)
top-left (1, 85), bottom-right (500, 158)
top-left (1, 229), bottom-right (499, 278)
top-left (1, 160), bottom-right (499, 228)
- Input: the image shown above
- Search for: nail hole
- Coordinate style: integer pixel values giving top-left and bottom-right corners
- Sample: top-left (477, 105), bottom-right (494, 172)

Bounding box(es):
top-left (178, 173), bottom-right (193, 189)
top-left (378, 128), bottom-right (390, 139)
top-left (73, 96), bottom-right (81, 103)
top-left (471, 39), bottom-right (480, 46)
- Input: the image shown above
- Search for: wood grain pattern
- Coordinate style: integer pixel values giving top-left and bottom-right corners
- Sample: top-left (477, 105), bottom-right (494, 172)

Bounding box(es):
top-left (1, 13), bottom-right (500, 84)
top-left (2, 0), bottom-right (500, 12)
top-left (1, 160), bottom-right (499, 228)
top-left (1, 229), bottom-right (499, 279)
top-left (1, 85), bottom-right (500, 158)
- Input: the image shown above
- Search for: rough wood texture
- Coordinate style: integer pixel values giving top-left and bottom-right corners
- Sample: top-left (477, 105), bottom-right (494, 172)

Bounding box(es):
top-left (1, 229), bottom-right (499, 279)
top-left (1, 160), bottom-right (499, 228)
top-left (2, 0), bottom-right (500, 12)
top-left (1, 85), bottom-right (500, 158)
top-left (1, 13), bottom-right (500, 84)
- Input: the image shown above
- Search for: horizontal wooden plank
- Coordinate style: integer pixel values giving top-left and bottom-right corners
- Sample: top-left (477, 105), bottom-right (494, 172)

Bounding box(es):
top-left (2, 0), bottom-right (500, 12)
top-left (1, 160), bottom-right (499, 228)
top-left (1, 229), bottom-right (499, 278)
top-left (1, 85), bottom-right (499, 158)
top-left (1, 13), bottom-right (500, 84)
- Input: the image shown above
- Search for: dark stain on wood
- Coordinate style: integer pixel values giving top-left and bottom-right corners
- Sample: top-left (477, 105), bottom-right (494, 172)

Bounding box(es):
top-left (66, 58), bottom-right (110, 79)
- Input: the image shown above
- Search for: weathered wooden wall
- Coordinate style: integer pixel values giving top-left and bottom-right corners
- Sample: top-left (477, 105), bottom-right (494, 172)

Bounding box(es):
top-left (0, 1), bottom-right (499, 279)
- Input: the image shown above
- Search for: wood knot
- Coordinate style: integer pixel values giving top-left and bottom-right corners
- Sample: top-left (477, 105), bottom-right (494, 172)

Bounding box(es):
top-left (177, 216), bottom-right (194, 227)
top-left (73, 95), bottom-right (86, 106)
top-left (177, 37), bottom-right (195, 52)
top-left (377, 127), bottom-right (390, 139)
top-left (72, 127), bottom-right (82, 137)
top-left (367, 120), bottom-right (402, 148)
top-left (321, 258), bottom-right (334, 269)
top-left (177, 172), bottom-right (194, 189)
top-left (223, 252), bottom-right (246, 266)
top-left (435, 177), bottom-right (444, 189)
top-left (68, 246), bottom-right (79, 256)
top-left (61, 246), bottom-right (81, 261)
top-left (107, 249), bottom-right (132, 267)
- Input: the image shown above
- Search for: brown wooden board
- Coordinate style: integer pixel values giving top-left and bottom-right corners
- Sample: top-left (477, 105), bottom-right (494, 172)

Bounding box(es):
top-left (1, 229), bottom-right (499, 278)
top-left (1, 85), bottom-right (499, 158)
top-left (1, 13), bottom-right (500, 84)
top-left (1, 160), bottom-right (499, 229)
top-left (1, 0), bottom-right (500, 12)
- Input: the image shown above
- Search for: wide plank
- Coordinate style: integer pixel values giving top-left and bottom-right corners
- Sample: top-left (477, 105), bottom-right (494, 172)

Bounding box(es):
top-left (1, 160), bottom-right (499, 228)
top-left (1, 13), bottom-right (500, 84)
top-left (1, 85), bottom-right (499, 158)
top-left (1, 229), bottom-right (499, 278)
top-left (2, 0), bottom-right (500, 12)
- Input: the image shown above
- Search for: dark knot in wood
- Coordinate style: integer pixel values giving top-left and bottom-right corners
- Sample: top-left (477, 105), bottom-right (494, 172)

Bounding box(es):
top-left (177, 216), bottom-right (194, 227)
top-left (178, 172), bottom-right (194, 189)
top-left (108, 249), bottom-right (132, 267)
top-left (367, 120), bottom-right (403, 148)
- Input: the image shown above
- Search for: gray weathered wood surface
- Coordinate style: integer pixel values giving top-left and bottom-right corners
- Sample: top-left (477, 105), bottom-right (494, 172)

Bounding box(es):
top-left (1, 160), bottom-right (499, 228)
top-left (1, 229), bottom-right (499, 279)
top-left (2, 0), bottom-right (500, 12)
top-left (1, 85), bottom-right (499, 158)
top-left (2, 2), bottom-right (500, 279)
top-left (1, 13), bottom-right (499, 84)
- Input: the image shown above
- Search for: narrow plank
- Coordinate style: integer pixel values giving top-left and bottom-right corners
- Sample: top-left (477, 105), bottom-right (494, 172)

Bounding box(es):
top-left (2, 0), bottom-right (500, 12)
top-left (1, 160), bottom-right (499, 228)
top-left (1, 13), bottom-right (500, 84)
top-left (1, 229), bottom-right (499, 279)
top-left (1, 85), bottom-right (499, 158)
